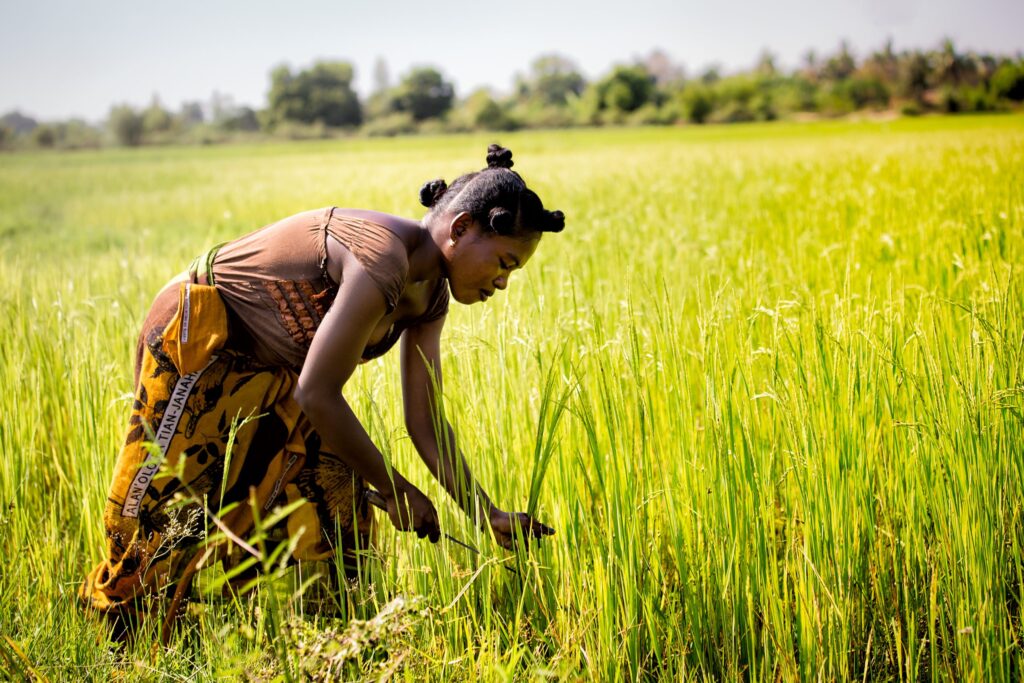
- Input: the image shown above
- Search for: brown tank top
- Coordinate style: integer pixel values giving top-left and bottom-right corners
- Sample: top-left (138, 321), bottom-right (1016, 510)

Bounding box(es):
top-left (212, 207), bottom-right (448, 371)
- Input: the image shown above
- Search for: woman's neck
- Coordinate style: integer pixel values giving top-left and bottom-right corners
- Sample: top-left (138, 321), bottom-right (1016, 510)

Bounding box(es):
top-left (407, 219), bottom-right (447, 282)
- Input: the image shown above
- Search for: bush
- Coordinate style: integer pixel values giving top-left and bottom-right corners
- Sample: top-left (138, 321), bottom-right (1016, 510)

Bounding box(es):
top-left (900, 101), bottom-right (923, 116)
top-left (817, 79), bottom-right (889, 115)
top-left (680, 85), bottom-right (714, 124)
top-left (142, 102), bottom-right (173, 137)
top-left (361, 112), bottom-right (416, 137)
top-left (597, 107), bottom-right (628, 126)
top-left (845, 78), bottom-right (890, 109)
top-left (270, 120), bottom-right (330, 140)
top-left (30, 124), bottom-right (56, 148)
top-left (990, 61), bottom-right (1024, 101)
top-left (773, 78), bottom-right (818, 114)
top-left (657, 95), bottom-right (685, 124)
top-left (626, 103), bottom-right (672, 126)
top-left (570, 87), bottom-right (603, 125)
top-left (816, 85), bottom-right (857, 116)
top-left (456, 90), bottom-right (518, 131)
top-left (217, 107), bottom-right (260, 133)
top-left (751, 92), bottom-right (778, 121)
top-left (939, 87), bottom-right (962, 113)
top-left (179, 124), bottom-right (229, 146)
top-left (708, 102), bottom-right (756, 124)
top-left (512, 104), bottom-right (572, 130)
top-left (55, 120), bottom-right (103, 149)
top-left (954, 86), bottom-right (1002, 112)
top-left (415, 118), bottom-right (449, 136)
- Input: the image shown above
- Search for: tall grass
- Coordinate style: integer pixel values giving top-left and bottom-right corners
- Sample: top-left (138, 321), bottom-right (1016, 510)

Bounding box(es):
top-left (1, 116), bottom-right (1022, 680)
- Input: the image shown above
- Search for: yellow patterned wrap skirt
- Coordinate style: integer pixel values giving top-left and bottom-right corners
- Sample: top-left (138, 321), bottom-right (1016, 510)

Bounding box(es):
top-left (80, 282), bottom-right (374, 637)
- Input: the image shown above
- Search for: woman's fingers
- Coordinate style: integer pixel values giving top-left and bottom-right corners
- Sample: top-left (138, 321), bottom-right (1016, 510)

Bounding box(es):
top-left (415, 514), bottom-right (441, 543)
top-left (521, 513), bottom-right (556, 537)
top-left (490, 511), bottom-right (556, 550)
top-left (385, 486), bottom-right (440, 543)
top-left (512, 512), bottom-right (556, 538)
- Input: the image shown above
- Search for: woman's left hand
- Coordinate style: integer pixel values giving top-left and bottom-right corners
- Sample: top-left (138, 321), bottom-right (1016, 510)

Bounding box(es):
top-left (488, 508), bottom-right (555, 550)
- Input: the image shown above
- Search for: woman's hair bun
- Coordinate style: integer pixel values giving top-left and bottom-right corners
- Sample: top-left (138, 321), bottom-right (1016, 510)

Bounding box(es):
top-left (488, 206), bottom-right (515, 233)
top-left (543, 209), bottom-right (566, 233)
top-left (419, 178), bottom-right (448, 208)
top-left (486, 144), bottom-right (514, 169)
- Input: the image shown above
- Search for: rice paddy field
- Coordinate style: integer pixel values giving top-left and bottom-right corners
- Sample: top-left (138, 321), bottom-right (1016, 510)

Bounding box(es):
top-left (1, 115), bottom-right (1023, 681)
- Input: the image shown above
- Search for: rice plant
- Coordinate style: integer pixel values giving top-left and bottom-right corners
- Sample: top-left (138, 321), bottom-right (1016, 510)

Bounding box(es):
top-left (1, 115), bottom-right (1022, 680)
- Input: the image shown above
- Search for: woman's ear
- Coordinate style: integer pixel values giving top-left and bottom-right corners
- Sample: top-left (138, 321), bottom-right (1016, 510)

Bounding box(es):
top-left (449, 211), bottom-right (473, 243)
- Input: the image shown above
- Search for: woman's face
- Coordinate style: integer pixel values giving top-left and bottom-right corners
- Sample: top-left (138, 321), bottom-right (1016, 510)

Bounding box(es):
top-left (444, 213), bottom-right (539, 305)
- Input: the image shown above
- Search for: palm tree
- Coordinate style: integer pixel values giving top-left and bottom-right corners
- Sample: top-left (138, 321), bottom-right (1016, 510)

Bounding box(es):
top-left (935, 38), bottom-right (969, 88)
top-left (862, 38), bottom-right (900, 83)
top-left (898, 50), bottom-right (930, 103)
top-left (821, 41), bottom-right (856, 82)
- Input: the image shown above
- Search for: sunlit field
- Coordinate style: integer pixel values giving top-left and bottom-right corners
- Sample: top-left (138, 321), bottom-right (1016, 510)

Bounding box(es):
top-left (1, 116), bottom-right (1022, 680)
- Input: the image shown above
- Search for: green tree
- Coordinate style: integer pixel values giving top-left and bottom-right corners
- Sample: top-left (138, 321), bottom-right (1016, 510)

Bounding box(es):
top-left (58, 119), bottom-right (102, 149)
top-left (391, 67), bottom-right (454, 121)
top-left (142, 96), bottom-right (173, 137)
top-left (991, 60), bottom-right (1024, 101)
top-left (108, 105), bottom-right (143, 146)
top-left (821, 41), bottom-right (856, 81)
top-left (517, 54), bottom-right (586, 106)
top-left (30, 124), bottom-right (56, 148)
top-left (800, 50), bottom-right (820, 83)
top-left (861, 39), bottom-right (900, 84)
top-left (589, 66), bottom-right (656, 118)
top-left (773, 77), bottom-right (818, 114)
top-left (898, 51), bottom-right (930, 103)
top-left (935, 38), bottom-right (971, 88)
top-left (680, 84), bottom-right (714, 123)
top-left (641, 49), bottom-right (684, 87)
top-left (178, 101), bottom-right (204, 127)
top-left (848, 78), bottom-right (890, 108)
top-left (218, 106), bottom-right (260, 132)
top-left (700, 66), bottom-right (722, 85)
top-left (756, 49), bottom-right (778, 78)
top-left (707, 76), bottom-right (760, 123)
top-left (266, 61), bottom-right (362, 128)
top-left (458, 89), bottom-right (516, 131)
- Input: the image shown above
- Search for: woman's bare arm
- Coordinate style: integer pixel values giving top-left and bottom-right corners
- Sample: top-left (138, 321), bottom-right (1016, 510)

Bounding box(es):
top-left (401, 317), bottom-right (555, 547)
top-left (401, 317), bottom-right (495, 526)
top-left (294, 259), bottom-right (439, 540)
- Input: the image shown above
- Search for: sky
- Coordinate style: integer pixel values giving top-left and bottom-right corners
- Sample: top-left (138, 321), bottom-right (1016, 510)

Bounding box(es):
top-left (1, 0), bottom-right (1022, 123)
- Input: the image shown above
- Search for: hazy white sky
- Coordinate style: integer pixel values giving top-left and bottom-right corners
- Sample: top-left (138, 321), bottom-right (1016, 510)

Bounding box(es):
top-left (1, 0), bottom-right (1021, 122)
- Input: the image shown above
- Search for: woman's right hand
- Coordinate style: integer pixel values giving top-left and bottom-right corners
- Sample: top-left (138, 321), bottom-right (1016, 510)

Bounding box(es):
top-left (382, 483), bottom-right (440, 543)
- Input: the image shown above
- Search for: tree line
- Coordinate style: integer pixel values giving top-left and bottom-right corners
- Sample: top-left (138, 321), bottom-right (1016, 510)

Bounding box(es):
top-left (2, 38), bottom-right (1023, 150)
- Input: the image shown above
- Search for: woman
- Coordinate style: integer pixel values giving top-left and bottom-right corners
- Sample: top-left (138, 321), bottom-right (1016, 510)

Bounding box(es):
top-left (81, 144), bottom-right (562, 639)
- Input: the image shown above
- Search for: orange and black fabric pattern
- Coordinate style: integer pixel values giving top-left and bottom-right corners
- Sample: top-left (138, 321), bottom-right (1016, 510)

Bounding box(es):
top-left (80, 321), bottom-right (374, 639)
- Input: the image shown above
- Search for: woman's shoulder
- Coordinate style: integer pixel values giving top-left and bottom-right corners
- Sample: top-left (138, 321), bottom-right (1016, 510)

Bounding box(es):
top-left (325, 209), bottom-right (421, 314)
top-left (329, 209), bottom-right (422, 249)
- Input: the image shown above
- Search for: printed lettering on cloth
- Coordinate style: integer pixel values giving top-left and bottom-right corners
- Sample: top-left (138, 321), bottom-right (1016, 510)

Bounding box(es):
top-left (81, 326), bottom-right (373, 632)
top-left (121, 357), bottom-right (216, 519)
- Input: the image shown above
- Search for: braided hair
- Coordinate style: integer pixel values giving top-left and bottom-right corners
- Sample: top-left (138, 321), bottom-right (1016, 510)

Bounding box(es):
top-left (419, 144), bottom-right (565, 239)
